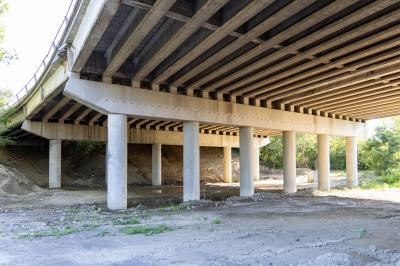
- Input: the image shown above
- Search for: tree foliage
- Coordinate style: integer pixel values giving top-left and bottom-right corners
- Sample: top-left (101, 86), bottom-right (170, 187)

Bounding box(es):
top-left (359, 125), bottom-right (400, 175)
top-left (260, 121), bottom-right (400, 176)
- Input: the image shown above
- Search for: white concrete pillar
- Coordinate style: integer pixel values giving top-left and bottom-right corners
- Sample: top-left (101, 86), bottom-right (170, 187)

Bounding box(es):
top-left (49, 140), bottom-right (61, 189)
top-left (183, 121), bottom-right (200, 202)
top-left (254, 146), bottom-right (260, 182)
top-left (283, 131), bottom-right (297, 193)
top-left (152, 143), bottom-right (162, 186)
top-left (223, 146), bottom-right (232, 183)
top-left (346, 136), bottom-right (358, 188)
top-left (317, 134), bottom-right (330, 190)
top-left (107, 114), bottom-right (127, 210)
top-left (239, 127), bottom-right (254, 197)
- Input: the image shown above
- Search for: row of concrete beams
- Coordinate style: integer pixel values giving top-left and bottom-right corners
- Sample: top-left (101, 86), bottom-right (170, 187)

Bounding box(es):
top-left (37, 96), bottom-right (277, 137)
top-left (45, 114), bottom-right (359, 210)
top-left (69, 0), bottom-right (400, 121)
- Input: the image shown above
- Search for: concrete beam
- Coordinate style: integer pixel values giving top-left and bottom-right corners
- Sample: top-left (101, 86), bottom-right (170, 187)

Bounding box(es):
top-left (21, 120), bottom-right (258, 148)
top-left (64, 78), bottom-right (364, 136)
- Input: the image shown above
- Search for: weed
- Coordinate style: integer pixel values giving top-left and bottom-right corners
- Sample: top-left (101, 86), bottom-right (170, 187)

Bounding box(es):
top-left (358, 228), bottom-right (368, 238)
top-left (19, 226), bottom-right (76, 238)
top-left (97, 230), bottom-right (110, 237)
top-left (112, 217), bottom-right (140, 225)
top-left (212, 218), bottom-right (221, 225)
top-left (120, 224), bottom-right (172, 236)
top-left (361, 172), bottom-right (400, 189)
top-left (80, 223), bottom-right (101, 231)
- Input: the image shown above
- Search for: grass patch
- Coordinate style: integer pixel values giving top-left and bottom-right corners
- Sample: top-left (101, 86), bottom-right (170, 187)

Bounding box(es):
top-left (160, 203), bottom-right (186, 212)
top-left (120, 224), bottom-right (171, 236)
top-left (19, 226), bottom-right (76, 238)
top-left (211, 218), bottom-right (221, 225)
top-left (112, 217), bottom-right (140, 225)
top-left (361, 172), bottom-right (400, 189)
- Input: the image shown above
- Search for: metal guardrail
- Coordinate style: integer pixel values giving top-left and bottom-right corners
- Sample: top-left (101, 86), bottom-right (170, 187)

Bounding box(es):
top-left (5, 0), bottom-right (77, 108)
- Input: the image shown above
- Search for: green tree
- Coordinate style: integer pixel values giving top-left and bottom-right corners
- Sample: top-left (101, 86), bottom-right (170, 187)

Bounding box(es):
top-left (0, 0), bottom-right (15, 64)
top-left (296, 133), bottom-right (317, 169)
top-left (330, 137), bottom-right (346, 171)
top-left (260, 136), bottom-right (283, 169)
top-left (359, 125), bottom-right (400, 175)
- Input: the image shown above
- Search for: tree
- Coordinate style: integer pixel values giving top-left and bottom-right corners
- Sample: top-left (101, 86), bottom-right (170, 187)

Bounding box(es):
top-left (359, 125), bottom-right (400, 175)
top-left (330, 137), bottom-right (346, 171)
top-left (0, 0), bottom-right (15, 64)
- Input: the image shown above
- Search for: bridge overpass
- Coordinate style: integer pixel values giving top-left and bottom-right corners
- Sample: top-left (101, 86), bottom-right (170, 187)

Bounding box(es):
top-left (1, 0), bottom-right (399, 209)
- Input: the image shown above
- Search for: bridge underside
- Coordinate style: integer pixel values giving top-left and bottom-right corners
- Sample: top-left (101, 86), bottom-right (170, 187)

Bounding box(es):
top-left (3, 0), bottom-right (400, 209)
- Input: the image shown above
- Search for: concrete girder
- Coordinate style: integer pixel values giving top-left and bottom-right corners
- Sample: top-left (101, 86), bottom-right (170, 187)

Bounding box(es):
top-left (59, 102), bottom-right (82, 123)
top-left (71, 0), bottom-right (120, 72)
top-left (64, 78), bottom-right (364, 137)
top-left (287, 73), bottom-right (400, 106)
top-left (42, 97), bottom-right (71, 122)
top-left (122, 0), bottom-right (265, 45)
top-left (200, 0), bottom-right (380, 93)
top-left (133, 0), bottom-right (229, 82)
top-left (21, 120), bottom-right (271, 148)
top-left (238, 30), bottom-right (400, 98)
top-left (102, 0), bottom-right (177, 79)
top-left (173, 0), bottom-right (312, 88)
top-left (152, 0), bottom-right (274, 84)
top-left (262, 55), bottom-right (400, 103)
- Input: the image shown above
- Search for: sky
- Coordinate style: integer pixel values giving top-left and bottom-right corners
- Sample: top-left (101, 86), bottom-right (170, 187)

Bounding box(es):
top-left (0, 0), bottom-right (71, 94)
top-left (0, 0), bottom-right (395, 137)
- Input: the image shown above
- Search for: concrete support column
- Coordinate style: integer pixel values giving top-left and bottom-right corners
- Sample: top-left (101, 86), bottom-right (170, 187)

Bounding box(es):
top-left (152, 143), bottom-right (162, 186)
top-left (183, 121), bottom-right (200, 202)
top-left (223, 146), bottom-right (232, 183)
top-left (254, 146), bottom-right (260, 182)
top-left (346, 136), bottom-right (358, 188)
top-left (283, 131), bottom-right (297, 193)
top-left (317, 134), bottom-right (330, 190)
top-left (107, 114), bottom-right (127, 210)
top-left (239, 127), bottom-right (254, 197)
top-left (49, 140), bottom-right (61, 189)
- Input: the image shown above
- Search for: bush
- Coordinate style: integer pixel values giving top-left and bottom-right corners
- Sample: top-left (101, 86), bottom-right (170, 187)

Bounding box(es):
top-left (361, 171), bottom-right (400, 189)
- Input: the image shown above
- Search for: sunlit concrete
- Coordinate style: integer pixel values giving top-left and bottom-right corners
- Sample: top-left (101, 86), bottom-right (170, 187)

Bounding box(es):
top-left (317, 134), bottom-right (330, 190)
top-left (152, 143), bottom-right (162, 186)
top-left (223, 146), bottom-right (232, 183)
top-left (183, 121), bottom-right (200, 202)
top-left (107, 114), bottom-right (127, 210)
top-left (239, 126), bottom-right (254, 197)
top-left (49, 140), bottom-right (61, 189)
top-left (283, 131), bottom-right (297, 193)
top-left (346, 136), bottom-right (358, 188)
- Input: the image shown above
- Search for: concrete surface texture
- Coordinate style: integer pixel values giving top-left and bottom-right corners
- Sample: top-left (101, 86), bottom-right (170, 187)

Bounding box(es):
top-left (0, 188), bottom-right (398, 265)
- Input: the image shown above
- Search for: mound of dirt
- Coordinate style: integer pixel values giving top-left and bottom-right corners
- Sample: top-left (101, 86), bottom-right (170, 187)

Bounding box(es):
top-left (0, 164), bottom-right (42, 195)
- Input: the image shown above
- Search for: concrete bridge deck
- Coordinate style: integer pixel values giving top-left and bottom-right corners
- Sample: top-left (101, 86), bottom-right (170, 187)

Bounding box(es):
top-left (1, 0), bottom-right (400, 209)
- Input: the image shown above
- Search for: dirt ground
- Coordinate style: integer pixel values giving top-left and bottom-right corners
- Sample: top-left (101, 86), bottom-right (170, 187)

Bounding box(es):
top-left (0, 183), bottom-right (399, 266)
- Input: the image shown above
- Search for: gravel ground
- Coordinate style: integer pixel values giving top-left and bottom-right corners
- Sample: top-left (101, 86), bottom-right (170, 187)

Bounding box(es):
top-left (0, 187), bottom-right (399, 265)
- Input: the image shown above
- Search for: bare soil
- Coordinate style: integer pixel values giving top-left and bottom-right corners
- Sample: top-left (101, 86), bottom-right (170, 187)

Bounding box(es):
top-left (0, 185), bottom-right (399, 266)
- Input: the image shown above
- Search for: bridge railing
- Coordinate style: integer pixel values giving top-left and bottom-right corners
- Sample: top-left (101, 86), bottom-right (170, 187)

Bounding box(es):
top-left (5, 0), bottom-right (78, 108)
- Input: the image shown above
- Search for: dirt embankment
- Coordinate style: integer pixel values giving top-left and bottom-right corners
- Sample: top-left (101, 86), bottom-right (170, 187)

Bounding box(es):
top-left (0, 144), bottom-right (242, 194)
